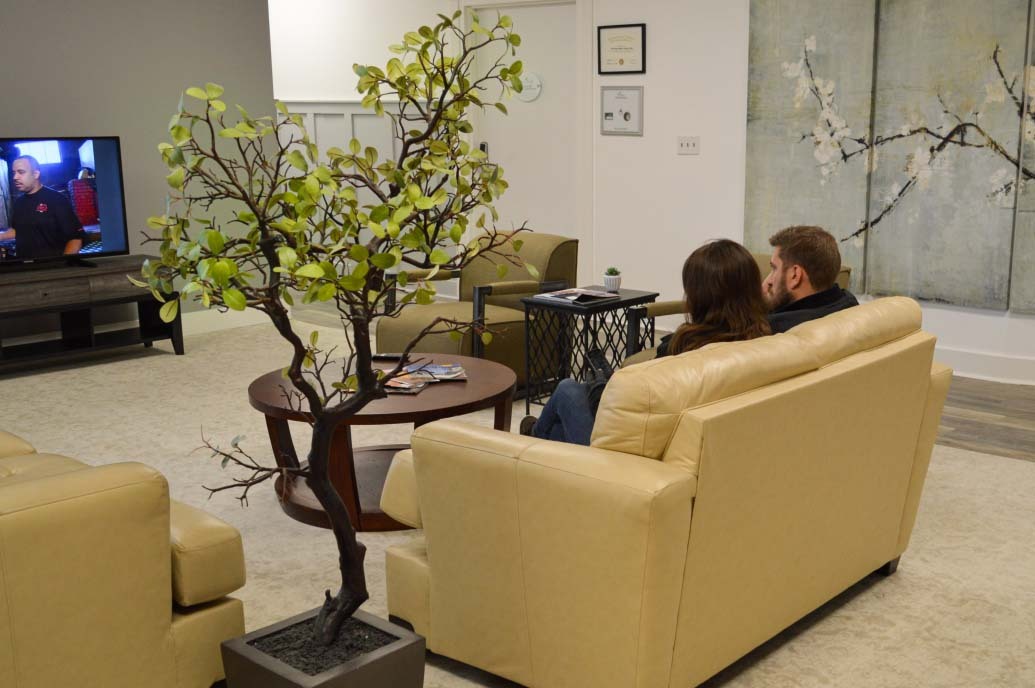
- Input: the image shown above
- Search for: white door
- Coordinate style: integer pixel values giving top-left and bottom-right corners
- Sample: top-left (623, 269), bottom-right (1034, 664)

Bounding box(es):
top-left (470, 2), bottom-right (578, 246)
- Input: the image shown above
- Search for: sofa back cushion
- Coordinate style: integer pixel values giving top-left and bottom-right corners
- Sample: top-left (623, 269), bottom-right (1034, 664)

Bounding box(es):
top-left (591, 297), bottom-right (923, 468)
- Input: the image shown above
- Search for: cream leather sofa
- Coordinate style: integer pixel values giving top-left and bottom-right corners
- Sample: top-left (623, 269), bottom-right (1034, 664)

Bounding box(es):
top-left (380, 297), bottom-right (951, 688)
top-left (0, 432), bottom-right (245, 688)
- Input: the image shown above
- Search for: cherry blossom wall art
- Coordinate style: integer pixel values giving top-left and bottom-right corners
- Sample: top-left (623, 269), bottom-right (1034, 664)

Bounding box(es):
top-left (745, 0), bottom-right (1035, 312)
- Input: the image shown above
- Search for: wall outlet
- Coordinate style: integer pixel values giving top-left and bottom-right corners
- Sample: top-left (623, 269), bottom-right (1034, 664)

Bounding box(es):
top-left (677, 136), bottom-right (700, 156)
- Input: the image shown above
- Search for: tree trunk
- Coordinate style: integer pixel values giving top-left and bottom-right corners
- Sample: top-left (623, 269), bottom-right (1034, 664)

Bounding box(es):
top-left (306, 416), bottom-right (369, 645)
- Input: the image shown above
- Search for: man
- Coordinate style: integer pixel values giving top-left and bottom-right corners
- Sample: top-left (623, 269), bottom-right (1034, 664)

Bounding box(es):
top-left (0, 155), bottom-right (84, 259)
top-left (763, 225), bottom-right (858, 333)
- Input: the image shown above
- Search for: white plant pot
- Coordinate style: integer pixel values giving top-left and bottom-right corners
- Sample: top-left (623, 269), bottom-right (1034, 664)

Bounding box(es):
top-left (603, 275), bottom-right (622, 292)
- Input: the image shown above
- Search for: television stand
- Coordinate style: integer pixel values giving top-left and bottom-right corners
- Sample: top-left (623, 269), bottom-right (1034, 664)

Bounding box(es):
top-left (0, 254), bottom-right (183, 372)
top-left (65, 255), bottom-right (98, 268)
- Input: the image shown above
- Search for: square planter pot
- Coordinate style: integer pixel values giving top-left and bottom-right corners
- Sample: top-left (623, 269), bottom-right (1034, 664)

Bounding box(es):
top-left (221, 608), bottom-right (425, 688)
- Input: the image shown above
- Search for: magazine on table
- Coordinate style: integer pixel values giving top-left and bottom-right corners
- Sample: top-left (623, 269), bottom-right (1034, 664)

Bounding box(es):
top-left (533, 287), bottom-right (621, 304)
top-left (385, 362), bottom-right (467, 392)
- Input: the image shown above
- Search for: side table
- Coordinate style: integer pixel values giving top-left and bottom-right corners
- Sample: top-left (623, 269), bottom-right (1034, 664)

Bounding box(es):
top-left (248, 354), bottom-right (516, 532)
top-left (522, 286), bottom-right (658, 414)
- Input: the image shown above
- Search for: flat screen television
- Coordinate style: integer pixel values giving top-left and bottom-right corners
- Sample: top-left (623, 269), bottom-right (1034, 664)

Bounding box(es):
top-left (0, 136), bottom-right (129, 265)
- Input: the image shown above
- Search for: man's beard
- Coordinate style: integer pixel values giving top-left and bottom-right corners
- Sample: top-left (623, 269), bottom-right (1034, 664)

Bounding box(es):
top-left (768, 282), bottom-right (794, 310)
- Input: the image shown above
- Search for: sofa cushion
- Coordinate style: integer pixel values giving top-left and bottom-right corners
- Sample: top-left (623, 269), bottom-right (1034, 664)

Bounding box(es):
top-left (0, 431), bottom-right (36, 459)
top-left (592, 335), bottom-right (818, 459)
top-left (170, 501), bottom-right (246, 606)
top-left (0, 453), bottom-right (88, 485)
top-left (786, 296), bottom-right (920, 366)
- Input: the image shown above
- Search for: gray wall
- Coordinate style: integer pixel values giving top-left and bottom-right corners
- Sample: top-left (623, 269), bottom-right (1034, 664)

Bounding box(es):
top-left (0, 0), bottom-right (274, 333)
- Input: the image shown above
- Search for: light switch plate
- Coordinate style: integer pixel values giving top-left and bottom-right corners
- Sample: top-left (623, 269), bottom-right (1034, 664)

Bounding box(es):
top-left (677, 136), bottom-right (700, 156)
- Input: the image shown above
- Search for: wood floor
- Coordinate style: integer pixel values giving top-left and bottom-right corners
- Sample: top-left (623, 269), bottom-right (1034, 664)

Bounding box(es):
top-left (937, 376), bottom-right (1035, 462)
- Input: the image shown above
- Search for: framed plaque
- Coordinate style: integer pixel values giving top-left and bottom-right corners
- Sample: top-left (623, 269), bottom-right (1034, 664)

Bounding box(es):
top-left (601, 86), bottom-right (643, 136)
top-left (597, 23), bottom-right (646, 75)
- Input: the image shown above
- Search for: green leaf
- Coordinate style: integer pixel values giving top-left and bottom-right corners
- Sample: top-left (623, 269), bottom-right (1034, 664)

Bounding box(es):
top-left (211, 260), bottom-right (231, 285)
top-left (209, 99), bottom-right (227, 113)
top-left (348, 245), bottom-right (370, 262)
top-left (205, 82), bottom-right (225, 98)
top-left (166, 167), bottom-right (185, 190)
top-left (396, 271), bottom-right (408, 287)
top-left (286, 150), bottom-right (308, 171)
top-left (304, 175), bottom-right (320, 198)
top-left (481, 332), bottom-right (493, 346)
top-left (317, 282), bottom-right (337, 301)
top-left (159, 300), bottom-right (179, 322)
top-left (415, 196), bottom-right (436, 210)
top-left (494, 102), bottom-right (508, 115)
top-left (526, 263), bottom-right (540, 279)
top-left (218, 128), bottom-right (245, 138)
top-left (448, 330), bottom-right (463, 342)
top-left (204, 230), bottom-right (225, 254)
top-left (276, 101), bottom-right (290, 116)
top-left (170, 125), bottom-right (191, 145)
top-left (185, 86), bottom-right (208, 100)
top-left (370, 252), bottom-right (397, 270)
top-left (429, 248), bottom-right (450, 265)
top-left (368, 221), bottom-right (386, 238)
top-left (339, 276), bottom-right (364, 291)
top-left (223, 288), bottom-right (247, 311)
top-left (508, 34), bottom-right (522, 46)
top-left (496, 263), bottom-right (509, 279)
top-left (309, 330), bottom-right (319, 347)
top-left (349, 138), bottom-right (361, 155)
top-left (295, 263), bottom-right (325, 279)
top-left (277, 246), bottom-right (298, 268)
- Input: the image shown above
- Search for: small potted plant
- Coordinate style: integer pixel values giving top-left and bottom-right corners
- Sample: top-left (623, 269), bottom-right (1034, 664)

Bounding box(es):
top-left (603, 266), bottom-right (621, 292)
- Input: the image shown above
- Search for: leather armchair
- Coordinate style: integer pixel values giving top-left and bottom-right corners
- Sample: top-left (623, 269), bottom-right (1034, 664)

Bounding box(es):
top-left (0, 432), bottom-right (245, 688)
top-left (624, 252), bottom-right (853, 363)
top-left (375, 233), bottom-right (578, 385)
top-left (380, 297), bottom-right (950, 688)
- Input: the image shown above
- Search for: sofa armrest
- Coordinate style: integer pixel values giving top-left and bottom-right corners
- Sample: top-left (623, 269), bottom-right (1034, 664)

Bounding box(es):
top-left (405, 419), bottom-right (695, 688)
top-left (0, 462), bottom-right (177, 685)
top-left (0, 431), bottom-right (36, 459)
top-left (381, 449), bottom-right (422, 528)
top-left (479, 279), bottom-right (541, 297)
top-left (643, 299), bottom-right (684, 318)
top-left (170, 501), bottom-right (246, 606)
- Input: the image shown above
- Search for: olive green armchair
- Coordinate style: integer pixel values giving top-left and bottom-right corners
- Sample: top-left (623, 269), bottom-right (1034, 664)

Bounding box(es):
top-left (375, 233), bottom-right (578, 385)
top-left (623, 253), bottom-right (852, 366)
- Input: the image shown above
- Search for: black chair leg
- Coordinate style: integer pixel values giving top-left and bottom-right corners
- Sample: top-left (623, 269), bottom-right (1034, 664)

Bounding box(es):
top-left (876, 556), bottom-right (900, 576)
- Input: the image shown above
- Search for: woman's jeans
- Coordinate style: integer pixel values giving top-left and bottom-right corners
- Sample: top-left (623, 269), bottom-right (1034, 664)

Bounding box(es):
top-left (531, 378), bottom-right (595, 446)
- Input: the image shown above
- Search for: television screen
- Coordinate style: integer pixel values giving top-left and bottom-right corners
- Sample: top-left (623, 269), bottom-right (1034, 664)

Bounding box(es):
top-left (0, 136), bottom-right (129, 263)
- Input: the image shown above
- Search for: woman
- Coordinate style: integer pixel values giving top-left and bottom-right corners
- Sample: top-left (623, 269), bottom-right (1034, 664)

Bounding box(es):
top-left (521, 239), bottom-right (772, 445)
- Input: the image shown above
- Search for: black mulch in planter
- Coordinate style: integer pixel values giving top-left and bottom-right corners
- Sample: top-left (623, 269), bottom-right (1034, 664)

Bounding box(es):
top-left (249, 616), bottom-right (399, 676)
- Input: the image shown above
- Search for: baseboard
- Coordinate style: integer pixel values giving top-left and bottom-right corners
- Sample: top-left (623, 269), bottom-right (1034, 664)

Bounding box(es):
top-left (934, 345), bottom-right (1035, 386)
top-left (181, 307), bottom-right (271, 336)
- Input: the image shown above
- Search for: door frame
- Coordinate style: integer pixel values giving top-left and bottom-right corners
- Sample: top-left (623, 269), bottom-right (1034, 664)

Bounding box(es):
top-left (459, 0), bottom-right (595, 282)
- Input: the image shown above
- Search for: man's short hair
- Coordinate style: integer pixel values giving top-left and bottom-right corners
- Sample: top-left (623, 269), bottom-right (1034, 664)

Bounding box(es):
top-left (768, 225), bottom-right (842, 291)
top-left (13, 155), bottom-right (40, 173)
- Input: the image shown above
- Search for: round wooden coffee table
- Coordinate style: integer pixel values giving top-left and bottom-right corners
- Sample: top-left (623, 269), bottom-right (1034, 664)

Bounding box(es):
top-left (248, 354), bottom-right (516, 532)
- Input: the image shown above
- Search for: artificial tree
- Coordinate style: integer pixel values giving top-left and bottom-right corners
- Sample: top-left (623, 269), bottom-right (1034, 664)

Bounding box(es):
top-left (139, 10), bottom-right (532, 645)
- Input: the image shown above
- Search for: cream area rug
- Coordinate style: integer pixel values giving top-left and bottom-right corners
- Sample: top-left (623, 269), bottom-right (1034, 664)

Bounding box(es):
top-left (1, 320), bottom-right (1033, 688)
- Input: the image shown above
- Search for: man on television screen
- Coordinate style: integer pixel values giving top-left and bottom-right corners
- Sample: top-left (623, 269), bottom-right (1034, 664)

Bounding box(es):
top-left (0, 155), bottom-right (84, 259)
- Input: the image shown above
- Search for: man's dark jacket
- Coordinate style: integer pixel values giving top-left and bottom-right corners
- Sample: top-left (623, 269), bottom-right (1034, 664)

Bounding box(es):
top-left (767, 285), bottom-right (858, 334)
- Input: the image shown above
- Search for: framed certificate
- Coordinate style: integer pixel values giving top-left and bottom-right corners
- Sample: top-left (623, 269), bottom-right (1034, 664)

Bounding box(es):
top-left (597, 23), bottom-right (646, 75)
top-left (601, 86), bottom-right (643, 136)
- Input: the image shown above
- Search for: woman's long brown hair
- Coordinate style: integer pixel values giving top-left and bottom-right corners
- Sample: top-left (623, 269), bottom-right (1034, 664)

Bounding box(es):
top-left (667, 239), bottom-right (772, 355)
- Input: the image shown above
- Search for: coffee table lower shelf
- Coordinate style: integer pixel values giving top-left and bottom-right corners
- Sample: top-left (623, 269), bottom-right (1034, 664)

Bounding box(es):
top-left (274, 444), bottom-right (410, 532)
